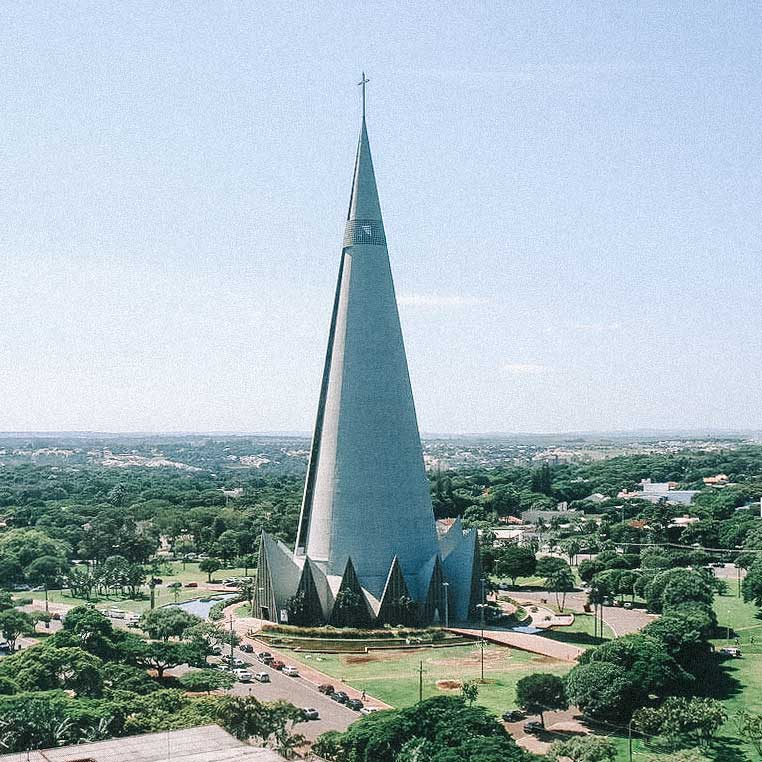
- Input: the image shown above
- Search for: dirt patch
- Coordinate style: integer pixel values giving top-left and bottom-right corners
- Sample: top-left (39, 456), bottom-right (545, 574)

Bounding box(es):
top-left (344, 653), bottom-right (380, 664)
top-left (436, 679), bottom-right (462, 690)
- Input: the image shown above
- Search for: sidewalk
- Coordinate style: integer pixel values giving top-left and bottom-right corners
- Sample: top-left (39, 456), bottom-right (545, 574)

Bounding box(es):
top-left (447, 626), bottom-right (583, 662)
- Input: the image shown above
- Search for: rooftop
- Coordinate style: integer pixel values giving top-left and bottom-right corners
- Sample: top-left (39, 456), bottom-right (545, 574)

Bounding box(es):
top-left (0, 725), bottom-right (283, 762)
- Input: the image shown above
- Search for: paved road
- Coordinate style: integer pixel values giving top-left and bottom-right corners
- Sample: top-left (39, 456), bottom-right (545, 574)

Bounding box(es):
top-left (211, 645), bottom-right (361, 741)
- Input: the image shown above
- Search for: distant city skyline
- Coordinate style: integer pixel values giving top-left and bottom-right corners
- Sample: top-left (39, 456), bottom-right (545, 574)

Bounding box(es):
top-left (3, 3), bottom-right (761, 433)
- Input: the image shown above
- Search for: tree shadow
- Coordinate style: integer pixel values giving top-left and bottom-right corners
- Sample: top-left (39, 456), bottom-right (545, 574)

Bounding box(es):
top-left (706, 736), bottom-right (752, 762)
top-left (692, 657), bottom-right (743, 702)
top-left (540, 630), bottom-right (606, 647)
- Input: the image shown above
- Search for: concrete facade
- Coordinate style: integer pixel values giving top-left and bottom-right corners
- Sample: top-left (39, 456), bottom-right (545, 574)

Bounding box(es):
top-left (255, 111), bottom-right (481, 627)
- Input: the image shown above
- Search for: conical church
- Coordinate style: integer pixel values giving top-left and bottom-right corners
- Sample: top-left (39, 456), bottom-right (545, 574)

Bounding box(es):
top-left (254, 86), bottom-right (481, 627)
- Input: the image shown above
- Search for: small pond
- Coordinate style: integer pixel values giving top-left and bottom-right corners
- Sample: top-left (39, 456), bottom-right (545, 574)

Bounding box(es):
top-left (510, 625), bottom-right (544, 635)
top-left (169, 593), bottom-right (236, 619)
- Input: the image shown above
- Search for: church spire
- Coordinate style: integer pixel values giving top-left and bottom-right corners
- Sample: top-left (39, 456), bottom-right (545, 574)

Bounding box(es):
top-left (346, 74), bottom-right (383, 227)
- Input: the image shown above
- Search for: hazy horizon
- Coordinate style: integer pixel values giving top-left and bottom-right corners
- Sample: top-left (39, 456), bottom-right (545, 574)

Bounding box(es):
top-left (3, 3), bottom-right (762, 434)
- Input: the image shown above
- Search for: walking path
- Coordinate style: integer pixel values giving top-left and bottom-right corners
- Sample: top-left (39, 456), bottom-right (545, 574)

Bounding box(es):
top-left (447, 626), bottom-right (583, 662)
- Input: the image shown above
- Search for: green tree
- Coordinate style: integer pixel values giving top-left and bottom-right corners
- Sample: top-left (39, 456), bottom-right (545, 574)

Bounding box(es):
top-left (0, 643), bottom-right (104, 696)
top-left (735, 711), bottom-right (762, 758)
top-left (644, 568), bottom-right (713, 613)
top-left (199, 557), bottom-right (222, 583)
top-left (579, 633), bottom-right (687, 699)
top-left (515, 673), bottom-right (567, 728)
top-left (535, 556), bottom-right (568, 577)
top-left (494, 545), bottom-right (536, 585)
top-left (129, 640), bottom-right (204, 679)
top-left (0, 609), bottom-right (35, 652)
top-left (313, 695), bottom-right (526, 762)
top-left (742, 557), bottom-right (762, 608)
top-left (216, 695), bottom-right (305, 749)
top-left (550, 735), bottom-right (617, 762)
top-left (179, 668), bottom-right (235, 694)
top-left (25, 554), bottom-right (67, 615)
top-left (642, 604), bottom-right (714, 670)
top-left (461, 680), bottom-right (479, 707)
top-left (139, 607), bottom-right (200, 641)
top-left (633, 697), bottom-right (726, 748)
top-left (565, 662), bottom-right (633, 720)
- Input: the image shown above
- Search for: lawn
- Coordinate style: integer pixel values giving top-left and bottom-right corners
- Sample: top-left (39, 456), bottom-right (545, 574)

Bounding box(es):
top-left (287, 643), bottom-right (571, 715)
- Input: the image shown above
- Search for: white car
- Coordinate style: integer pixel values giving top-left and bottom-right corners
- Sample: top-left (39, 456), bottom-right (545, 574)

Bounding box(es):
top-left (254, 672), bottom-right (270, 683)
top-left (234, 669), bottom-right (253, 682)
top-left (360, 706), bottom-right (380, 715)
top-left (106, 609), bottom-right (126, 619)
top-left (282, 666), bottom-right (300, 677)
top-left (302, 708), bottom-right (319, 720)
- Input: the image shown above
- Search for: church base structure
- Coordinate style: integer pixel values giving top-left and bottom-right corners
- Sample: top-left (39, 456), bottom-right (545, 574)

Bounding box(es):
top-left (253, 518), bottom-right (482, 628)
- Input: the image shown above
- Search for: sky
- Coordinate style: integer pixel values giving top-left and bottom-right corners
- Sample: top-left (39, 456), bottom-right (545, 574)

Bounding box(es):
top-left (1, 2), bottom-right (762, 434)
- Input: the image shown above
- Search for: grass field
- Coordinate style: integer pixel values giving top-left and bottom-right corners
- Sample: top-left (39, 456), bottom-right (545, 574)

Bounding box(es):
top-left (289, 643), bottom-right (571, 715)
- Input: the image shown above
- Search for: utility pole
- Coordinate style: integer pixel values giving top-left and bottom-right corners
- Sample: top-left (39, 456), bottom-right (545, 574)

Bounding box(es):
top-left (628, 719), bottom-right (633, 762)
top-left (229, 615), bottom-right (235, 664)
top-left (418, 660), bottom-right (424, 703)
top-left (442, 581), bottom-right (450, 629)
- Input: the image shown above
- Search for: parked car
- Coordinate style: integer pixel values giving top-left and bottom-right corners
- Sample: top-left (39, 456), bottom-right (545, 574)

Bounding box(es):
top-left (318, 683), bottom-right (335, 695)
top-left (257, 652), bottom-right (273, 664)
top-left (301, 708), bottom-right (320, 721)
top-left (347, 699), bottom-right (364, 711)
top-left (720, 647), bottom-right (742, 658)
top-left (239, 643), bottom-right (254, 653)
top-left (184, 582), bottom-right (198, 588)
top-left (523, 721), bottom-right (544, 734)
top-left (106, 609), bottom-right (126, 619)
top-left (270, 659), bottom-right (285, 671)
top-left (254, 672), bottom-right (270, 683)
top-left (360, 706), bottom-right (380, 716)
top-left (502, 710), bottom-right (524, 722)
top-left (623, 602), bottom-right (633, 609)
top-left (331, 691), bottom-right (349, 704)
top-left (234, 669), bottom-right (253, 683)
top-left (282, 665), bottom-right (300, 677)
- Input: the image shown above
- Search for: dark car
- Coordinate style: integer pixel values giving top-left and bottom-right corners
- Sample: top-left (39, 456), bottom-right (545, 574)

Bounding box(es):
top-left (151, 578), bottom-right (163, 585)
top-left (271, 659), bottom-right (285, 671)
top-left (239, 643), bottom-right (254, 653)
top-left (502, 710), bottom-right (524, 723)
top-left (346, 699), bottom-right (364, 711)
top-left (523, 721), bottom-right (544, 734)
top-left (318, 683), bottom-right (335, 695)
top-left (331, 691), bottom-right (349, 704)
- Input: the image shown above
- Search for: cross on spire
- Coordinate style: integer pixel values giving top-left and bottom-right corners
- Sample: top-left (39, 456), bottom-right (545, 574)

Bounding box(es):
top-left (358, 72), bottom-right (369, 119)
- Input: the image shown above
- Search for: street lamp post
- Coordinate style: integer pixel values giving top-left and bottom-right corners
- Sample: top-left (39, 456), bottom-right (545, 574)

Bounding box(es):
top-left (477, 578), bottom-right (487, 682)
top-left (442, 581), bottom-right (450, 629)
